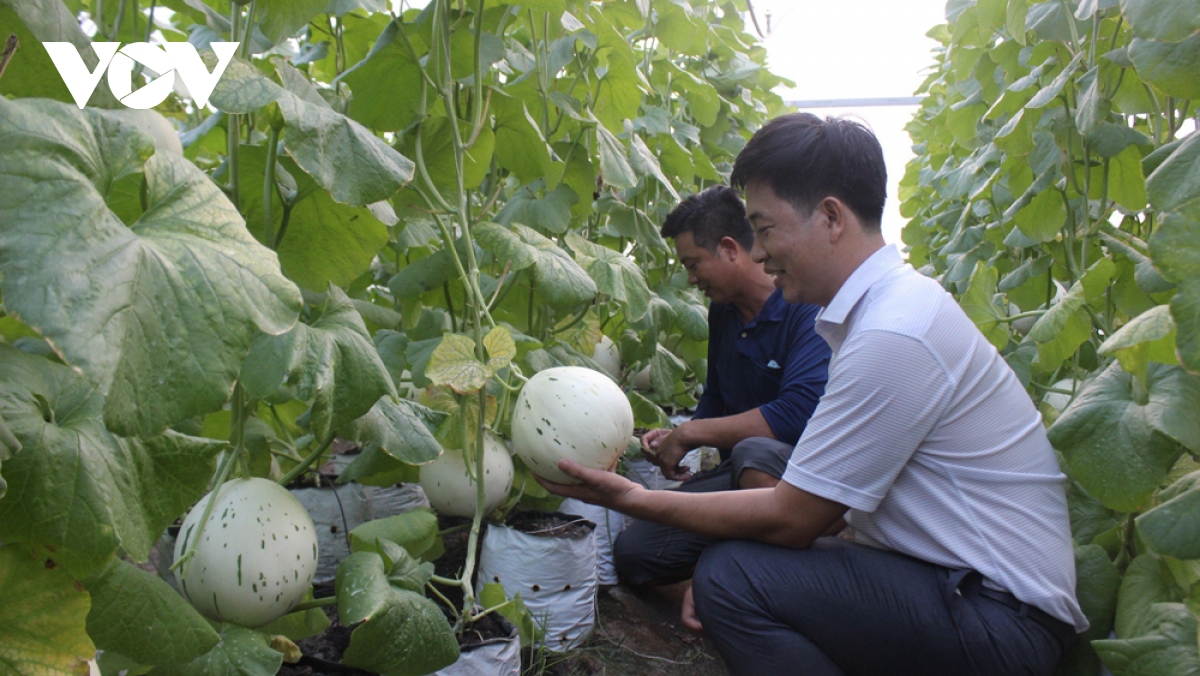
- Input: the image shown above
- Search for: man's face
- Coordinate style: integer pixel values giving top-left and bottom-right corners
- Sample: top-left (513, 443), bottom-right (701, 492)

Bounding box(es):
top-left (746, 181), bottom-right (824, 305)
top-left (674, 231), bottom-right (735, 303)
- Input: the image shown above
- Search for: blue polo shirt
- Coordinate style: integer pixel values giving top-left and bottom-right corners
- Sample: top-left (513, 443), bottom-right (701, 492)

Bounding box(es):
top-left (692, 289), bottom-right (830, 446)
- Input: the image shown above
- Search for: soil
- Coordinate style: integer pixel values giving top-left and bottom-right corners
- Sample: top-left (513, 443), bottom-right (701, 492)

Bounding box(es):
top-left (505, 510), bottom-right (596, 539)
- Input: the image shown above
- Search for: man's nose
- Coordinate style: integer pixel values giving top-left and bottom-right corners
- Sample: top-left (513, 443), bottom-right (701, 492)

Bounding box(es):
top-left (750, 238), bottom-right (766, 264)
top-left (687, 272), bottom-right (699, 286)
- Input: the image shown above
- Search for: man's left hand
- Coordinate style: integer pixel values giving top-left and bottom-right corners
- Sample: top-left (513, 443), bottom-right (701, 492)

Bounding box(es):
top-left (533, 459), bottom-right (642, 511)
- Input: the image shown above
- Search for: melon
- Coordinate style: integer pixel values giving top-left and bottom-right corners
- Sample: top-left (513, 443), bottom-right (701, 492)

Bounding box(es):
top-left (1042, 379), bottom-right (1083, 412)
top-left (592, 335), bottom-right (620, 378)
top-left (420, 433), bottom-right (514, 518)
top-left (512, 366), bottom-right (634, 484)
top-left (174, 478), bottom-right (318, 628)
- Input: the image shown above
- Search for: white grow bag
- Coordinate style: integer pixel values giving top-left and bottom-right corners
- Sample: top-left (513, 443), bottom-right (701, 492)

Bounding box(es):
top-left (429, 618), bottom-right (521, 676)
top-left (559, 498), bottom-right (628, 586)
top-left (477, 512), bottom-right (598, 651)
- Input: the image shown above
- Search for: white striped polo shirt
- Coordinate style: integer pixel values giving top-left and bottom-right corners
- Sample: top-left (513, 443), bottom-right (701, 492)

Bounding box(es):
top-left (782, 244), bottom-right (1089, 631)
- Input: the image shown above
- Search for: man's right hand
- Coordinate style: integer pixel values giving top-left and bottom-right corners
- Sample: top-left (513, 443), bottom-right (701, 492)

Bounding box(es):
top-left (640, 424), bottom-right (696, 481)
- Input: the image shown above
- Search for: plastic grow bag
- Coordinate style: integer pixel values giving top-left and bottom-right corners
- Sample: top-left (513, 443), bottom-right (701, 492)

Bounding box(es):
top-left (559, 498), bottom-right (628, 586)
top-left (477, 512), bottom-right (597, 651)
top-left (429, 616), bottom-right (521, 676)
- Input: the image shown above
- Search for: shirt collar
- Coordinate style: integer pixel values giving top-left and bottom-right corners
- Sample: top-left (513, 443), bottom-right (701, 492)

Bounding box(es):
top-left (746, 288), bottom-right (788, 328)
top-left (816, 245), bottom-right (903, 327)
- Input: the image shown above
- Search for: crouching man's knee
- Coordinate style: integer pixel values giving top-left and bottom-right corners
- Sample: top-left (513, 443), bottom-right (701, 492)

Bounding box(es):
top-left (729, 437), bottom-right (793, 489)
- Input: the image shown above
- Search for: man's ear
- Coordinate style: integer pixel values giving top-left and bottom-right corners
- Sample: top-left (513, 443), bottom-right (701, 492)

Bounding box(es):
top-left (819, 197), bottom-right (847, 244)
top-left (717, 236), bottom-right (742, 261)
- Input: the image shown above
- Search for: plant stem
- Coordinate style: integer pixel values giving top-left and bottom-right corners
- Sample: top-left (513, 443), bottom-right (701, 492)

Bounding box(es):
top-left (278, 431), bottom-right (338, 486)
top-left (263, 125), bottom-right (280, 247)
top-left (290, 596), bottom-right (338, 612)
top-left (171, 440), bottom-right (241, 576)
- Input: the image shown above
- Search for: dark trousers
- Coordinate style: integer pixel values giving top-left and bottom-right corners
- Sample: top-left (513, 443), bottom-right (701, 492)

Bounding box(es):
top-left (693, 538), bottom-right (1072, 676)
top-left (614, 437), bottom-right (792, 586)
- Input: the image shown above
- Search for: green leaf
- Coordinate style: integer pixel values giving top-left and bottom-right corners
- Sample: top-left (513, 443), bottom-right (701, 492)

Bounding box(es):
top-left (1150, 202), bottom-right (1200, 374)
top-left (1099, 305), bottom-right (1178, 382)
top-left (0, 98), bottom-right (302, 437)
top-left (1027, 52), bottom-right (1085, 109)
top-left (257, 0), bottom-right (329, 44)
top-left (389, 248), bottom-right (460, 300)
top-left (0, 0), bottom-right (119, 107)
top-left (207, 56), bottom-right (282, 114)
top-left (1014, 188), bottom-right (1066, 242)
top-left (348, 508), bottom-right (439, 560)
top-left (493, 93), bottom-right (553, 184)
top-left (0, 346), bottom-right (223, 575)
top-left (1137, 471), bottom-right (1200, 560)
top-left (1094, 603), bottom-right (1200, 675)
top-left (241, 149), bottom-right (389, 292)
top-left (84, 558), bottom-right (220, 667)
top-left (242, 285), bottom-right (395, 439)
top-left (478, 582), bottom-right (537, 646)
top-left (427, 334), bottom-right (489, 394)
top-left (401, 117), bottom-right (495, 195)
top-left (1129, 34), bottom-right (1200, 100)
top-left (960, 262), bottom-right (1010, 350)
top-left (337, 552), bottom-right (458, 676)
top-left (0, 544), bottom-right (94, 676)
top-left (1048, 362), bottom-right (1200, 511)
top-left (591, 38), bottom-right (642, 135)
top-left (1115, 554), bottom-right (1176, 638)
top-left (494, 182), bottom-right (577, 235)
top-left (629, 134), bottom-right (680, 201)
top-left (627, 390), bottom-right (672, 429)
top-left (650, 344), bottom-right (687, 400)
top-left (565, 233), bottom-right (652, 321)
top-left (1146, 132), bottom-right (1200, 213)
top-left (277, 65), bottom-right (415, 206)
top-left (150, 624), bottom-right (283, 676)
top-left (1119, 0), bottom-right (1200, 43)
top-left (1110, 145), bottom-right (1149, 212)
top-left (344, 22), bottom-right (424, 132)
top-left (509, 224), bottom-right (597, 309)
top-left (1008, 0), bottom-right (1030, 43)
top-left (594, 122), bottom-right (638, 190)
top-left (474, 223), bottom-right (538, 272)
top-left (342, 396), bottom-right (445, 466)
top-left (483, 325), bottom-right (517, 372)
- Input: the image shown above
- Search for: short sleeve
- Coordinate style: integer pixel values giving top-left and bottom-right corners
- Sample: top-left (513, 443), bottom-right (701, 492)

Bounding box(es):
top-left (781, 330), bottom-right (954, 512)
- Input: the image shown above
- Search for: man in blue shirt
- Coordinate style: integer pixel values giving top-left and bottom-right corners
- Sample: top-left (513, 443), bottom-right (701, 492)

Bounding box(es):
top-left (614, 185), bottom-right (831, 586)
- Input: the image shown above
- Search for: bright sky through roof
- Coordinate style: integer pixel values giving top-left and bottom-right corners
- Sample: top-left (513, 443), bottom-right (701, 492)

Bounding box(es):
top-left (752, 0), bottom-right (950, 245)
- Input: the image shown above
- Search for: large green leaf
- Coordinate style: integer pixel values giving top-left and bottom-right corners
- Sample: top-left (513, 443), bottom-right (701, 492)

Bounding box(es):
top-left (0, 0), bottom-right (119, 106)
top-left (348, 508), bottom-right (439, 561)
top-left (257, 0), bottom-right (329, 44)
top-left (342, 396), bottom-right (445, 466)
top-left (1137, 472), bottom-right (1200, 560)
top-left (1115, 554), bottom-right (1176, 638)
top-left (0, 544), bottom-right (94, 676)
top-left (85, 558), bottom-right (220, 667)
top-left (1119, 0), bottom-right (1200, 41)
top-left (960, 261), bottom-right (1009, 350)
top-left (150, 624), bottom-right (282, 676)
top-left (276, 64), bottom-right (415, 206)
top-left (1146, 132), bottom-right (1200, 213)
top-left (1098, 305), bottom-right (1178, 382)
top-left (402, 117), bottom-right (496, 196)
top-left (1150, 201), bottom-right (1200, 373)
top-left (344, 21), bottom-right (424, 132)
top-left (0, 413), bottom-right (18, 500)
top-left (0, 346), bottom-right (224, 575)
top-left (426, 333), bottom-right (489, 394)
top-left (594, 122), bottom-right (637, 189)
top-left (1094, 603), bottom-right (1200, 675)
top-left (242, 285), bottom-right (394, 440)
top-left (1129, 34), bottom-right (1200, 100)
top-left (565, 233), bottom-right (651, 321)
top-left (1048, 362), bottom-right (1200, 511)
top-left (239, 149), bottom-right (389, 292)
top-left (494, 182), bottom-right (577, 234)
top-left (207, 56), bottom-right (283, 114)
top-left (336, 551), bottom-right (459, 676)
top-left (0, 98), bottom-right (302, 437)
top-left (493, 93), bottom-right (553, 184)
top-left (477, 224), bottom-right (596, 309)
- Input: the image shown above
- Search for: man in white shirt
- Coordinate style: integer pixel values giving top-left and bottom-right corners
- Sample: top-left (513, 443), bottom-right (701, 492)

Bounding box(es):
top-left (537, 113), bottom-right (1087, 675)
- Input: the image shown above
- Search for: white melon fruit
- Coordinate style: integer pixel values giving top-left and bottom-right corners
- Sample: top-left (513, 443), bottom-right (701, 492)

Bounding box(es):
top-left (512, 366), bottom-right (634, 484)
top-left (174, 478), bottom-right (318, 628)
top-left (420, 433), bottom-right (515, 518)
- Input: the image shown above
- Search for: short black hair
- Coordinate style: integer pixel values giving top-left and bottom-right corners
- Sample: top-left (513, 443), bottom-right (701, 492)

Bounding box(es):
top-left (730, 113), bottom-right (886, 231)
top-left (660, 185), bottom-right (754, 252)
